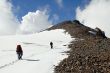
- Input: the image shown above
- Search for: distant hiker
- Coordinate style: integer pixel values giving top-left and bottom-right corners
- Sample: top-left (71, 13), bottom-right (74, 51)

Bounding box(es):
top-left (50, 42), bottom-right (53, 49)
top-left (16, 45), bottom-right (23, 60)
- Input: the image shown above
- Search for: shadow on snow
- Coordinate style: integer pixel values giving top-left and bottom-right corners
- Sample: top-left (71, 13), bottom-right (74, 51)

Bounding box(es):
top-left (22, 59), bottom-right (40, 61)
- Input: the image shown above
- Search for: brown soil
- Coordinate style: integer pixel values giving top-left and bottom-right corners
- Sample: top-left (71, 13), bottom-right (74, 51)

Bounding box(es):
top-left (48, 20), bottom-right (110, 73)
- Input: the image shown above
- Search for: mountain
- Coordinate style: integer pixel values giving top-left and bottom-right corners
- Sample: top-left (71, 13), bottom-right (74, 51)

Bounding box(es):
top-left (48, 20), bottom-right (107, 38)
top-left (0, 29), bottom-right (73, 73)
top-left (0, 20), bottom-right (109, 73)
top-left (48, 20), bottom-right (110, 73)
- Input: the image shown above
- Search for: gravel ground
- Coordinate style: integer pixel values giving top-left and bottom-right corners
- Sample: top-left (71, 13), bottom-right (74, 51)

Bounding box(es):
top-left (48, 20), bottom-right (110, 73)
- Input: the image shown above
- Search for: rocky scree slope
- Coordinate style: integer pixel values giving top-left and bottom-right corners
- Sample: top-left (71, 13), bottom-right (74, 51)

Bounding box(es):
top-left (48, 20), bottom-right (110, 73)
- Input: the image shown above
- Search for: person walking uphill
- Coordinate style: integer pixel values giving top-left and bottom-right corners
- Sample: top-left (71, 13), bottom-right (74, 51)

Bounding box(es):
top-left (16, 45), bottom-right (23, 60)
top-left (50, 42), bottom-right (53, 49)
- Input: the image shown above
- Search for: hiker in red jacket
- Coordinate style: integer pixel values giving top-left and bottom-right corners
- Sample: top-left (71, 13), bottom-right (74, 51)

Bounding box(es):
top-left (16, 45), bottom-right (23, 60)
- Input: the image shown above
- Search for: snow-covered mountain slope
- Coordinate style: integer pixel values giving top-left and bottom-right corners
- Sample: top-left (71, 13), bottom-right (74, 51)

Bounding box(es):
top-left (0, 29), bottom-right (73, 73)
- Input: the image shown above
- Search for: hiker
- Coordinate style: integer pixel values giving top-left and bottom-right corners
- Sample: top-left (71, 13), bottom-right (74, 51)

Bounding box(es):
top-left (16, 45), bottom-right (23, 60)
top-left (50, 42), bottom-right (53, 49)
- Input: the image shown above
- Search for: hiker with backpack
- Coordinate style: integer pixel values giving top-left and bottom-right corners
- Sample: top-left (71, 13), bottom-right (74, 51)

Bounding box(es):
top-left (16, 44), bottom-right (23, 60)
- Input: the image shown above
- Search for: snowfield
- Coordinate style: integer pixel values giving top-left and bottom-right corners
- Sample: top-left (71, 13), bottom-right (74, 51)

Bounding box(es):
top-left (0, 29), bottom-right (73, 73)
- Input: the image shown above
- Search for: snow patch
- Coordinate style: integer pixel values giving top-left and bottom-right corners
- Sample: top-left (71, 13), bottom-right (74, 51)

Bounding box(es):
top-left (0, 29), bottom-right (74, 73)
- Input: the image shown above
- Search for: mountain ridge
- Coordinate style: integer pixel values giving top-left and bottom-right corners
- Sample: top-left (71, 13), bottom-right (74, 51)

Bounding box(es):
top-left (48, 20), bottom-right (110, 73)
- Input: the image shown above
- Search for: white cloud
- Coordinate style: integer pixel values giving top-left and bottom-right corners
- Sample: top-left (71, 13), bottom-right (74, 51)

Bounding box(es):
top-left (0, 0), bottom-right (53, 35)
top-left (18, 10), bottom-right (52, 34)
top-left (55, 0), bottom-right (63, 8)
top-left (76, 0), bottom-right (110, 37)
top-left (0, 0), bottom-right (19, 35)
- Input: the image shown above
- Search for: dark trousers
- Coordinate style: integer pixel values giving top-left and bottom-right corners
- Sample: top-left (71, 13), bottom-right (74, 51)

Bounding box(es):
top-left (51, 45), bottom-right (53, 49)
top-left (17, 52), bottom-right (23, 60)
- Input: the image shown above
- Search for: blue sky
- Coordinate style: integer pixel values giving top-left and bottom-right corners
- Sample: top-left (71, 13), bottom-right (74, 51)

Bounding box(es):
top-left (0, 0), bottom-right (110, 36)
top-left (11, 0), bottom-right (90, 24)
